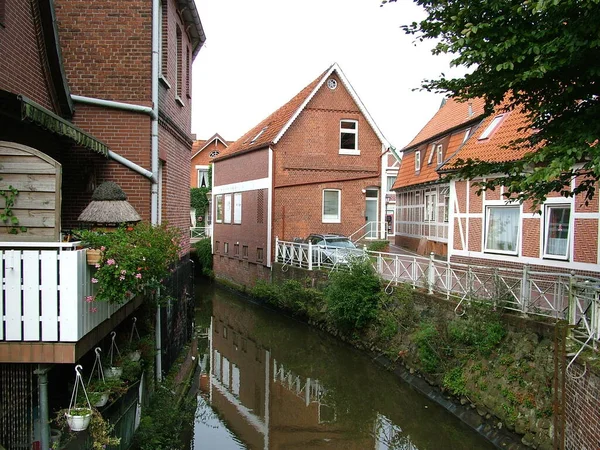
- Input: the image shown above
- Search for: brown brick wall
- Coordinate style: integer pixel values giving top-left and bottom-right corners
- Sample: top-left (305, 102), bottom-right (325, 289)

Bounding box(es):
top-left (522, 218), bottom-right (540, 258)
top-left (213, 254), bottom-right (271, 291)
top-left (215, 149), bottom-right (269, 186)
top-left (468, 217), bottom-right (482, 252)
top-left (213, 189), bottom-right (269, 265)
top-left (573, 219), bottom-right (598, 264)
top-left (455, 181), bottom-right (467, 213)
top-left (469, 182), bottom-right (482, 213)
top-left (0, 0), bottom-right (54, 110)
top-left (565, 363), bottom-right (600, 450)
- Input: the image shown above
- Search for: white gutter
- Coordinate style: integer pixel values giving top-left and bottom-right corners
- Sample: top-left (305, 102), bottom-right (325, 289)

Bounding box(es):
top-left (71, 94), bottom-right (155, 118)
top-left (108, 150), bottom-right (155, 181)
top-left (151, 0), bottom-right (162, 383)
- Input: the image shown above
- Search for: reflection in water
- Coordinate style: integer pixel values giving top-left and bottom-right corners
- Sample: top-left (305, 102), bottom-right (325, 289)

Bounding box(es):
top-left (191, 282), bottom-right (495, 450)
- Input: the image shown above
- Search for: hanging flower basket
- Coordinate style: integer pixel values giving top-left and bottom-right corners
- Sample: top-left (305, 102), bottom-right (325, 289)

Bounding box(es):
top-left (105, 366), bottom-right (123, 379)
top-left (86, 248), bottom-right (102, 265)
top-left (65, 407), bottom-right (92, 432)
top-left (90, 391), bottom-right (110, 408)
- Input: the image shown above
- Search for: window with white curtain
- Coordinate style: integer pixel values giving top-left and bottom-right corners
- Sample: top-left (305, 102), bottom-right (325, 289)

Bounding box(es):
top-left (215, 195), bottom-right (223, 223)
top-left (224, 194), bottom-right (232, 223)
top-left (544, 205), bottom-right (570, 259)
top-left (484, 206), bottom-right (520, 254)
top-left (424, 192), bottom-right (437, 222)
top-left (322, 189), bottom-right (341, 223)
top-left (234, 193), bottom-right (242, 224)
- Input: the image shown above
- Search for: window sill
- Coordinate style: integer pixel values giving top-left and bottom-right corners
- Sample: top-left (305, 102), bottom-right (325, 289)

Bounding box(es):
top-left (322, 219), bottom-right (341, 224)
top-left (159, 75), bottom-right (171, 89)
top-left (339, 149), bottom-right (360, 156)
top-left (175, 96), bottom-right (185, 107)
top-left (542, 254), bottom-right (569, 261)
top-left (483, 249), bottom-right (519, 256)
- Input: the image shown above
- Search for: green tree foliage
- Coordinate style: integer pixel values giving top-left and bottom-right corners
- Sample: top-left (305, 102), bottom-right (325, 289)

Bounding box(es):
top-left (190, 187), bottom-right (209, 218)
top-left (324, 260), bottom-right (382, 331)
top-left (194, 237), bottom-right (213, 276)
top-left (387, 0), bottom-right (600, 207)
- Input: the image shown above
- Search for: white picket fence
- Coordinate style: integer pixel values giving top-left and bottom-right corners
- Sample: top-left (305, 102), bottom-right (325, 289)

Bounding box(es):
top-left (0, 242), bottom-right (129, 342)
top-left (275, 239), bottom-right (600, 348)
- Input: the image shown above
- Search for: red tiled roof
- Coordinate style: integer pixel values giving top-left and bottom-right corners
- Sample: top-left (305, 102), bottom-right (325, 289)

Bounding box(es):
top-left (394, 128), bottom-right (472, 189)
top-left (404, 97), bottom-right (486, 149)
top-left (444, 103), bottom-right (532, 168)
top-left (214, 68), bottom-right (329, 160)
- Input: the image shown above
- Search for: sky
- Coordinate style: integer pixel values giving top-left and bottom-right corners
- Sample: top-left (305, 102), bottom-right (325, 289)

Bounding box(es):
top-left (191, 0), bottom-right (465, 149)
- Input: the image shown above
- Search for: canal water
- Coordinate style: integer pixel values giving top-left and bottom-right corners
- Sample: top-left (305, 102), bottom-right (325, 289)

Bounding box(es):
top-left (190, 281), bottom-right (496, 450)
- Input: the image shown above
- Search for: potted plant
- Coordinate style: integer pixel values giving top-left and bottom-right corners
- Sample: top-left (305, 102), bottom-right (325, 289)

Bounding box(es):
top-left (53, 408), bottom-right (121, 450)
top-left (85, 377), bottom-right (126, 407)
top-left (78, 222), bottom-right (181, 305)
top-left (65, 406), bottom-right (92, 432)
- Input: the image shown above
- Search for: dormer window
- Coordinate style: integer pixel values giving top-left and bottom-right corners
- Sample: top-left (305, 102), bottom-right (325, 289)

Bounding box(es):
top-left (415, 150), bottom-right (421, 171)
top-left (339, 120), bottom-right (359, 155)
top-left (479, 115), bottom-right (505, 140)
top-left (436, 144), bottom-right (443, 165)
top-left (427, 143), bottom-right (435, 165)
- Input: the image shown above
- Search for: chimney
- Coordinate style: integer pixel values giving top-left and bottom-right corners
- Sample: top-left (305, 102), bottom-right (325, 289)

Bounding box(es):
top-left (468, 101), bottom-right (474, 117)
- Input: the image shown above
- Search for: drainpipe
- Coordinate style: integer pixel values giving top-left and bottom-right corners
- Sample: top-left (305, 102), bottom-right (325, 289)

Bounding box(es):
top-left (151, 0), bottom-right (162, 383)
top-left (34, 365), bottom-right (50, 450)
top-left (71, 95), bottom-right (155, 118)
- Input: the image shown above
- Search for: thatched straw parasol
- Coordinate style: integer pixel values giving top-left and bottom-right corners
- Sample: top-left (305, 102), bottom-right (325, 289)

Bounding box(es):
top-left (78, 181), bottom-right (141, 226)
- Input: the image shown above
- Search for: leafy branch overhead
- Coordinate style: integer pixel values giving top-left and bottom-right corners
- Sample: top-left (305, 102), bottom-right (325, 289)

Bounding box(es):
top-left (387, 0), bottom-right (600, 206)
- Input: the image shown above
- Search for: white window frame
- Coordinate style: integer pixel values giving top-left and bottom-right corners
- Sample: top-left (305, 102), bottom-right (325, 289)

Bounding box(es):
top-left (543, 203), bottom-right (571, 260)
top-left (436, 144), bottom-right (444, 165)
top-left (224, 194), bottom-right (232, 224)
top-left (415, 150), bottom-right (421, 172)
top-left (322, 189), bottom-right (341, 223)
top-left (339, 120), bottom-right (359, 155)
top-left (484, 205), bottom-right (521, 255)
top-left (215, 195), bottom-right (223, 223)
top-left (424, 192), bottom-right (437, 222)
top-left (196, 167), bottom-right (208, 188)
top-left (233, 193), bottom-right (242, 224)
top-left (427, 143), bottom-right (436, 165)
top-left (443, 195), bottom-right (450, 223)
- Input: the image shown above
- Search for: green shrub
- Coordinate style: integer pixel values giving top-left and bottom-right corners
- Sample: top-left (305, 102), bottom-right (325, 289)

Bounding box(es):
top-left (443, 366), bottom-right (467, 396)
top-left (190, 187), bottom-right (210, 217)
top-left (251, 280), bottom-right (282, 306)
top-left (448, 304), bottom-right (506, 356)
top-left (366, 240), bottom-right (389, 252)
top-left (251, 280), bottom-right (325, 319)
top-left (194, 238), bottom-right (213, 275)
top-left (324, 260), bottom-right (382, 332)
top-left (412, 321), bottom-right (441, 373)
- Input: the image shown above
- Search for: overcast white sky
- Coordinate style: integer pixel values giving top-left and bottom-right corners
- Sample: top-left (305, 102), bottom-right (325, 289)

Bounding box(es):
top-left (191, 0), bottom-right (463, 149)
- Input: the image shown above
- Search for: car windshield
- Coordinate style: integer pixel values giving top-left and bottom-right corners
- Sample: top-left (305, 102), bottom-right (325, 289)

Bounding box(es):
top-left (326, 238), bottom-right (357, 249)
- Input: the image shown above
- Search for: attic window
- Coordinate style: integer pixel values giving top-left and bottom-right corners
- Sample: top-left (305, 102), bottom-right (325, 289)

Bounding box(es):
top-left (427, 144), bottom-right (436, 165)
top-left (463, 128), bottom-right (471, 142)
top-left (436, 144), bottom-right (444, 165)
top-left (415, 150), bottom-right (421, 171)
top-left (339, 120), bottom-right (359, 155)
top-left (250, 126), bottom-right (268, 144)
top-left (209, 150), bottom-right (220, 158)
top-left (479, 115), bottom-right (505, 140)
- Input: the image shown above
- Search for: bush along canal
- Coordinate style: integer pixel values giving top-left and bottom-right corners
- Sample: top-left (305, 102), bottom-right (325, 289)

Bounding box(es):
top-left (189, 278), bottom-right (522, 450)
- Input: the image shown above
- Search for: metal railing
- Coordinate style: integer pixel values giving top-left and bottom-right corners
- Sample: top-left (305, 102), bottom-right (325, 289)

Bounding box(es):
top-left (348, 221), bottom-right (383, 241)
top-left (190, 226), bottom-right (211, 240)
top-left (274, 239), bottom-right (600, 348)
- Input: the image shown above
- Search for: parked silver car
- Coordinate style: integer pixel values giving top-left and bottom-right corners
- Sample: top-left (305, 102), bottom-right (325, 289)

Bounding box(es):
top-left (304, 234), bottom-right (365, 266)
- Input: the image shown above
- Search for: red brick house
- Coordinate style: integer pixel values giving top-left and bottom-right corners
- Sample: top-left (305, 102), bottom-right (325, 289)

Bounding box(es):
top-left (191, 133), bottom-right (232, 189)
top-left (0, 0), bottom-right (204, 447)
top-left (392, 98), bottom-right (486, 257)
top-left (444, 104), bottom-right (600, 276)
top-left (211, 63), bottom-right (394, 288)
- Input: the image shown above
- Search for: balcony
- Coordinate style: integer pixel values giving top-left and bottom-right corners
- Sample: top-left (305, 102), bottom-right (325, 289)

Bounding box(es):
top-left (0, 241), bottom-right (139, 363)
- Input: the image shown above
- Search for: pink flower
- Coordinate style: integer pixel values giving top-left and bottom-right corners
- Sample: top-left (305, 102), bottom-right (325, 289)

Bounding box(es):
top-left (100, 246), bottom-right (106, 251)
top-left (119, 275), bottom-right (125, 281)
top-left (85, 295), bottom-right (94, 303)
top-left (107, 259), bottom-right (116, 265)
top-left (136, 273), bottom-right (142, 279)
top-left (90, 307), bottom-right (98, 313)
top-left (121, 269), bottom-right (126, 275)
top-left (91, 278), bottom-right (98, 284)
top-left (95, 263), bottom-right (101, 269)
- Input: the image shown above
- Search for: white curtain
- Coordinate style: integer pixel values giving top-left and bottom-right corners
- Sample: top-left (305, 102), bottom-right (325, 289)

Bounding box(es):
top-left (486, 207), bottom-right (520, 252)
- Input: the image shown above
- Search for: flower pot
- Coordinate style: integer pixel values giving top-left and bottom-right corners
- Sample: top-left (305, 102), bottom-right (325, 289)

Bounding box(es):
top-left (105, 366), bottom-right (123, 379)
top-left (50, 428), bottom-right (62, 446)
top-left (86, 249), bottom-right (102, 265)
top-left (65, 408), bottom-right (92, 432)
top-left (91, 391), bottom-right (110, 407)
top-left (128, 350), bottom-right (141, 362)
